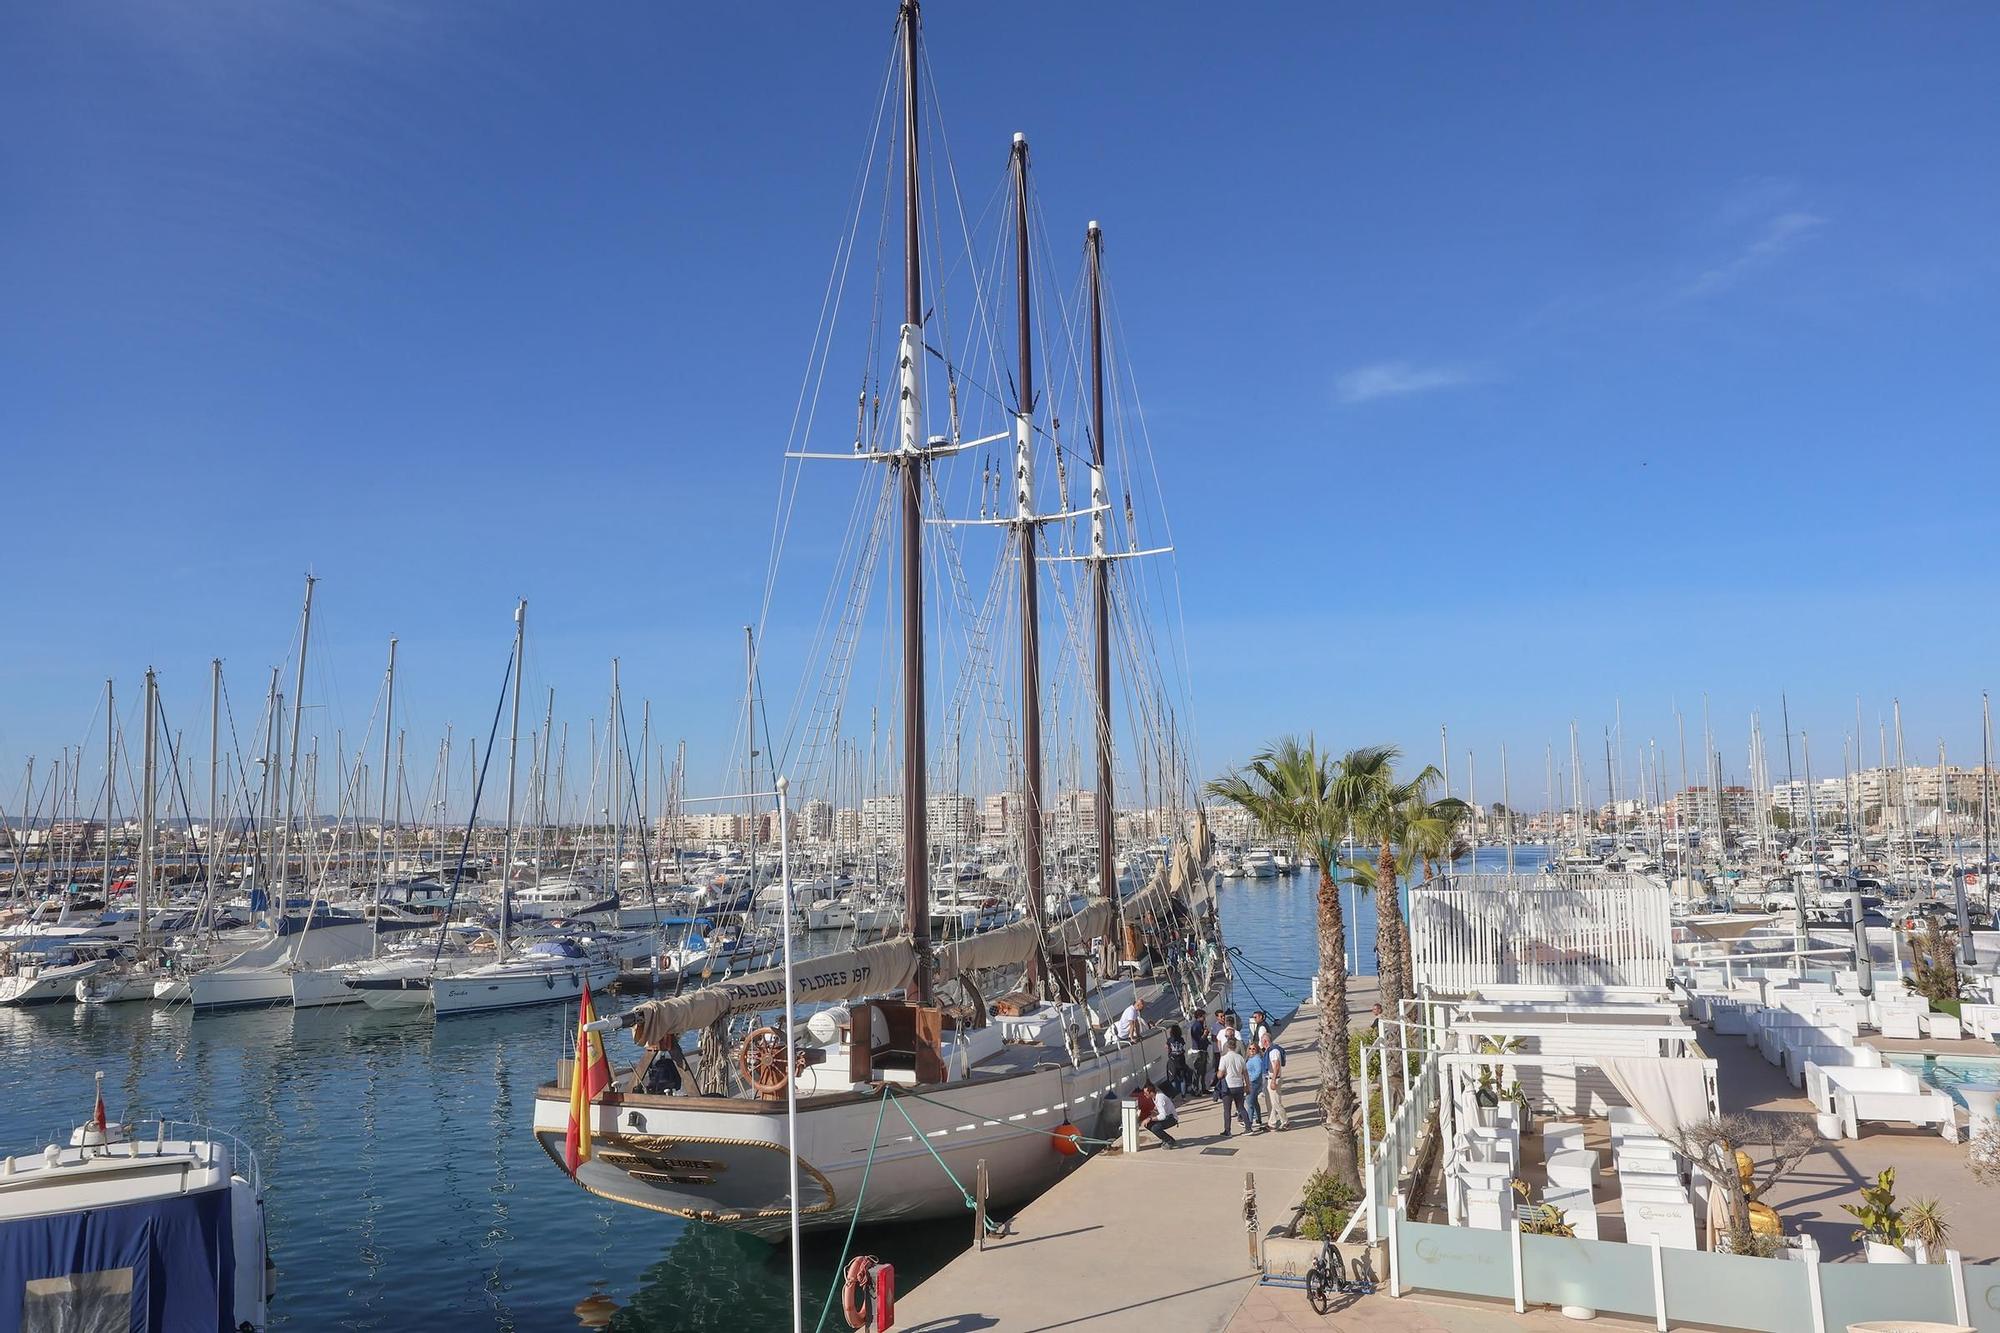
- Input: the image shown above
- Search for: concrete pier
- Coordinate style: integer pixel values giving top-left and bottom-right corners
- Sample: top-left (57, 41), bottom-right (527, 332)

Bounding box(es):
top-left (893, 990), bottom-right (1367, 1333)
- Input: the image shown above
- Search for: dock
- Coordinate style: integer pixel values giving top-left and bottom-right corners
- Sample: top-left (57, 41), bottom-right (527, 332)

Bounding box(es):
top-left (894, 984), bottom-right (1376, 1333)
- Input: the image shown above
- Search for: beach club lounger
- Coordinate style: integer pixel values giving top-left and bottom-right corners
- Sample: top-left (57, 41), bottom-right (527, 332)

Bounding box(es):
top-left (1805, 1063), bottom-right (1957, 1140)
top-left (1784, 1041), bottom-right (1881, 1089)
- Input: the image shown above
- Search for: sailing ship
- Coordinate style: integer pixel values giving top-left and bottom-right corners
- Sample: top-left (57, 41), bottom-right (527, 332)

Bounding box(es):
top-left (527, 0), bottom-right (1224, 1237)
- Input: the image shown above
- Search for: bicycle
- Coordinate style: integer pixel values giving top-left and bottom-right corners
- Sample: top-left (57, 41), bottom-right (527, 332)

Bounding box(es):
top-left (1304, 1235), bottom-right (1371, 1314)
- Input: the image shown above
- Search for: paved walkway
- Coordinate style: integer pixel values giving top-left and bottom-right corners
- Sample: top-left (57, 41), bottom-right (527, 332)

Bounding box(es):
top-left (1229, 1288), bottom-right (1653, 1333)
top-left (893, 999), bottom-right (1346, 1333)
top-left (1700, 1018), bottom-right (2000, 1263)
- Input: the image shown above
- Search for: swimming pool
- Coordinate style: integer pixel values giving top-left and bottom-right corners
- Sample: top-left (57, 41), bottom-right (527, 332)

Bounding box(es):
top-left (1887, 1052), bottom-right (2000, 1108)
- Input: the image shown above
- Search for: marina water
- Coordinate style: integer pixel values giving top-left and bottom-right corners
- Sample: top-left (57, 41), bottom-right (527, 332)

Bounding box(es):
top-left (0, 847), bottom-right (1544, 1329)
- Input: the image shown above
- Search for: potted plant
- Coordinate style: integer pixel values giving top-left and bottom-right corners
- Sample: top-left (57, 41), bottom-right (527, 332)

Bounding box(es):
top-left (1903, 1196), bottom-right (1950, 1263)
top-left (1842, 1168), bottom-right (1911, 1263)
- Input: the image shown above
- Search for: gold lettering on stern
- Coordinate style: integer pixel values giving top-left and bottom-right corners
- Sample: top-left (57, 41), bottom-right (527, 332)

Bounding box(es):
top-left (597, 1133), bottom-right (729, 1186)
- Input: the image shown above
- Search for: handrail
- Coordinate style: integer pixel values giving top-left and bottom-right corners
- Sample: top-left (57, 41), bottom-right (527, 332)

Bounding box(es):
top-left (16, 1119), bottom-right (264, 1194)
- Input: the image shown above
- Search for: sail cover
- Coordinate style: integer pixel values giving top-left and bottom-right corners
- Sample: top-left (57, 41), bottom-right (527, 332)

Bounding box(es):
top-left (630, 935), bottom-right (918, 1048)
top-left (626, 824), bottom-right (1208, 1047)
top-left (935, 900), bottom-right (1113, 980)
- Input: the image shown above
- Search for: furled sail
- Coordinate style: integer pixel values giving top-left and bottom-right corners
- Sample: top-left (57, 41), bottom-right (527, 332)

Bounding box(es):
top-left (625, 823), bottom-right (1207, 1048)
top-left (629, 935), bottom-right (918, 1048)
top-left (935, 900), bottom-right (1113, 981)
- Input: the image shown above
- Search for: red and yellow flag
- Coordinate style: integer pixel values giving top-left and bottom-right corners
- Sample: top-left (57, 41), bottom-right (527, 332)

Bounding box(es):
top-left (565, 986), bottom-right (613, 1176)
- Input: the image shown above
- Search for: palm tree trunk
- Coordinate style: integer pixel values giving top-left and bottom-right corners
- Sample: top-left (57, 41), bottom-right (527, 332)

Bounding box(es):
top-left (1315, 864), bottom-right (1361, 1188)
top-left (1376, 837), bottom-right (1403, 1012)
top-left (1396, 857), bottom-right (1419, 996)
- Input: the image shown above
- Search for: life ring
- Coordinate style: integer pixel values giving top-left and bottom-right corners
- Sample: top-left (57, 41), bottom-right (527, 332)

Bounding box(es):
top-left (841, 1255), bottom-right (878, 1331)
top-left (738, 1026), bottom-right (804, 1099)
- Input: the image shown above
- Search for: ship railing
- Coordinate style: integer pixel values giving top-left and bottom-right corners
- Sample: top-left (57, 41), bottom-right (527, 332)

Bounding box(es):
top-left (27, 1117), bottom-right (266, 1193)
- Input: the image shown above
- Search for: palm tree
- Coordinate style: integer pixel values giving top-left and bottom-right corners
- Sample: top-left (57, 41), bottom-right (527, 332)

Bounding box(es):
top-left (1207, 736), bottom-right (1363, 1189)
top-left (1330, 746), bottom-right (1452, 1016)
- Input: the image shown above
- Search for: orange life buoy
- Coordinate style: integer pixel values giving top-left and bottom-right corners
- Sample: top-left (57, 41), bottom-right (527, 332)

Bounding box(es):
top-left (842, 1255), bottom-right (877, 1330)
top-left (1051, 1122), bottom-right (1082, 1156)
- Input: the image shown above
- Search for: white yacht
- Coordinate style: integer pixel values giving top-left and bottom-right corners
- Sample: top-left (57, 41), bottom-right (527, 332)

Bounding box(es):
top-left (1239, 849), bottom-right (1279, 879)
top-left (0, 946), bottom-right (109, 1005)
top-left (339, 929), bottom-right (490, 1010)
top-left (661, 925), bottom-right (781, 984)
top-left (805, 891), bottom-right (903, 934)
top-left (430, 937), bottom-right (621, 1017)
top-left (509, 871), bottom-right (619, 921)
top-left (188, 912), bottom-right (381, 1012)
top-left (75, 955), bottom-right (175, 1004)
top-left (929, 891), bottom-right (1019, 936)
top-left (1, 1100), bottom-right (271, 1331)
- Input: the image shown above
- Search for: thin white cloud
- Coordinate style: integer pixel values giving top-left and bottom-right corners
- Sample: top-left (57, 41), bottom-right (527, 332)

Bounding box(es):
top-left (1683, 210), bottom-right (1827, 300)
top-left (1335, 360), bottom-right (1483, 405)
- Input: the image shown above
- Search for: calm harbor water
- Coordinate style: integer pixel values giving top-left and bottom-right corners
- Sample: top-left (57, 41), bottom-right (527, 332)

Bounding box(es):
top-left (0, 846), bottom-right (1545, 1330)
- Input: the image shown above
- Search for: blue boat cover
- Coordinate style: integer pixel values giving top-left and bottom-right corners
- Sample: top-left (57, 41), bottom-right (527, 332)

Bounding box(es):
top-left (0, 1186), bottom-right (236, 1332)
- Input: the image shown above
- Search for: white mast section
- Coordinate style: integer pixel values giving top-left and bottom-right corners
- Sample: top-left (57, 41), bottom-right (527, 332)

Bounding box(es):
top-left (498, 599), bottom-right (527, 963)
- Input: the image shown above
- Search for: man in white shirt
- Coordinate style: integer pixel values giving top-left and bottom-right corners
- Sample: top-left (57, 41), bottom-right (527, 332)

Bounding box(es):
top-left (1210, 1015), bottom-right (1239, 1095)
top-left (1111, 996), bottom-right (1146, 1045)
top-left (1217, 1037), bottom-right (1250, 1136)
top-left (1137, 1080), bottom-right (1180, 1149)
top-left (1260, 1034), bottom-right (1288, 1130)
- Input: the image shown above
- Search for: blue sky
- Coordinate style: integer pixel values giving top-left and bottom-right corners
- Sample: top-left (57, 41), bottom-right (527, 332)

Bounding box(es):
top-left (3, 3), bottom-right (1997, 817)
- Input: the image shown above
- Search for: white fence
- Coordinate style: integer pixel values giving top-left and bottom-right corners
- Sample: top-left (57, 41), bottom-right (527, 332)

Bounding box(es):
top-left (1410, 875), bottom-right (1672, 994)
top-left (1391, 1204), bottom-right (1988, 1333)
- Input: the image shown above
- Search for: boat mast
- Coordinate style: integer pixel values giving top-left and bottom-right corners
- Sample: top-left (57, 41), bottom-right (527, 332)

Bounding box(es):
top-left (139, 667), bottom-right (157, 939)
top-left (1984, 691), bottom-right (1994, 923)
top-left (372, 637), bottom-right (397, 959)
top-left (534, 687), bottom-right (555, 895)
top-left (277, 575), bottom-right (316, 904)
top-left (103, 679), bottom-right (115, 900)
top-left (742, 629), bottom-right (756, 891)
top-left (896, 0), bottom-right (932, 1002)
top-left (611, 657), bottom-right (624, 896)
top-left (1009, 131), bottom-right (1049, 986)
top-left (498, 599), bottom-right (527, 963)
top-left (1087, 221), bottom-right (1115, 939)
top-left (205, 660), bottom-right (221, 931)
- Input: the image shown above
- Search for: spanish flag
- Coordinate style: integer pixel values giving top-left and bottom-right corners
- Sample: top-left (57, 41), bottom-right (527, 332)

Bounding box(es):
top-left (565, 986), bottom-right (613, 1176)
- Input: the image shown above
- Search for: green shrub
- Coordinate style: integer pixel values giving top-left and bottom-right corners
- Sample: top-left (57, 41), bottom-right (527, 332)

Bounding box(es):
top-left (1296, 1170), bottom-right (1358, 1241)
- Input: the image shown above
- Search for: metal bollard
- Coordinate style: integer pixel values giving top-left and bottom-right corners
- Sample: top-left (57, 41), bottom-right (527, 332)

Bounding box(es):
top-left (974, 1158), bottom-right (988, 1250)
top-left (1120, 1099), bottom-right (1140, 1154)
top-left (1244, 1171), bottom-right (1260, 1268)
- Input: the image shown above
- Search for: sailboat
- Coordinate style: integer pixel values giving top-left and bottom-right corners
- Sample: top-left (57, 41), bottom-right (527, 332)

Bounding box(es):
top-left (426, 602), bottom-right (622, 1018)
top-left (527, 0), bottom-right (1223, 1238)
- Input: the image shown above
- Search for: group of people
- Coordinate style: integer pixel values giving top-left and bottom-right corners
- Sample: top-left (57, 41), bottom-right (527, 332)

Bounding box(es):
top-left (1133, 1005), bottom-right (1288, 1149)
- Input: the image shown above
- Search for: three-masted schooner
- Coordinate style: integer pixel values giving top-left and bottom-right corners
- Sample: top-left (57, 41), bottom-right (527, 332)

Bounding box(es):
top-left (528, 0), bottom-right (1223, 1237)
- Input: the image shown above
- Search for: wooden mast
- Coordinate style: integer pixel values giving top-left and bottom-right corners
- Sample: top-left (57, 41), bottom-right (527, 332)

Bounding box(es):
top-left (897, 0), bottom-right (933, 1002)
top-left (1011, 132), bottom-right (1048, 986)
top-left (1087, 222), bottom-right (1115, 938)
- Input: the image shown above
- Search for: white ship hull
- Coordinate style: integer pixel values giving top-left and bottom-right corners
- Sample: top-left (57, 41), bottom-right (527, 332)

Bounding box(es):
top-left (432, 957), bottom-right (620, 1016)
top-left (76, 971), bottom-right (161, 1004)
top-left (0, 958), bottom-right (105, 1005)
top-left (533, 1022), bottom-right (1174, 1240)
top-left (289, 967), bottom-right (366, 1009)
top-left (191, 920), bottom-right (383, 1012)
top-left (190, 969), bottom-right (295, 1011)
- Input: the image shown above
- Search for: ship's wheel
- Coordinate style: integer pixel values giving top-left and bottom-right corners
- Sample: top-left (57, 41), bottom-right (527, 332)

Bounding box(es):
top-left (739, 1026), bottom-right (804, 1099)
